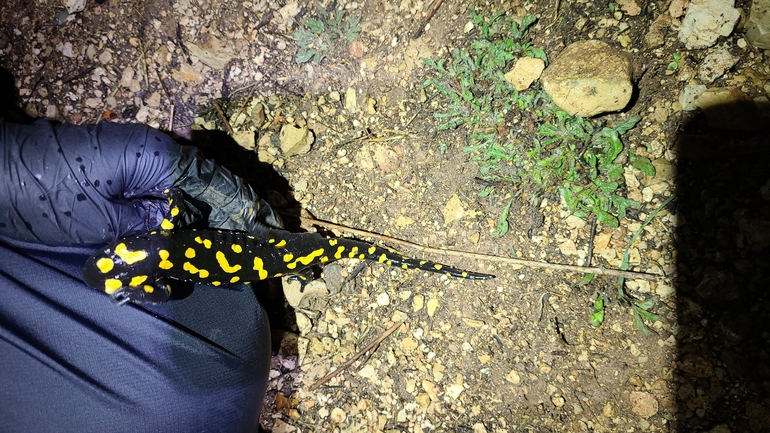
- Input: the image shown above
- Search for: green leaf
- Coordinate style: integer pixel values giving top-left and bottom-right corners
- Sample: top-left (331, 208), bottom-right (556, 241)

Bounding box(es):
top-left (295, 49), bottom-right (315, 63)
top-left (306, 18), bottom-right (325, 34)
top-left (492, 199), bottom-right (513, 237)
top-left (613, 117), bottom-right (640, 135)
top-left (519, 14), bottom-right (538, 32)
top-left (630, 154), bottom-right (655, 176)
top-left (590, 294), bottom-right (605, 327)
top-left (576, 273), bottom-right (595, 287)
top-left (632, 310), bottom-right (651, 333)
top-left (634, 296), bottom-right (657, 310)
top-left (594, 208), bottom-right (619, 228)
top-left (634, 306), bottom-right (659, 322)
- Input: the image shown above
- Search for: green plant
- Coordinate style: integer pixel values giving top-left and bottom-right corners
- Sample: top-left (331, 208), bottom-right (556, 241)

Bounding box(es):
top-left (491, 198), bottom-right (513, 237)
top-left (591, 196), bottom-right (673, 331)
top-left (666, 53), bottom-right (682, 71)
top-left (560, 117), bottom-right (653, 228)
top-left (424, 8), bottom-right (654, 230)
top-left (293, 5), bottom-right (360, 64)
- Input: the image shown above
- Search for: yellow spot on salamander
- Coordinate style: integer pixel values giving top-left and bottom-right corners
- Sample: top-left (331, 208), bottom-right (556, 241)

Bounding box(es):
top-left (199, 269), bottom-right (209, 278)
top-left (194, 236), bottom-right (204, 244)
top-left (347, 246), bottom-right (359, 258)
top-left (185, 248), bottom-right (196, 258)
top-left (161, 219), bottom-right (174, 230)
top-left (158, 250), bottom-right (173, 270)
top-left (252, 257), bottom-right (268, 280)
top-left (321, 256), bottom-right (329, 263)
top-left (96, 258), bottom-right (114, 273)
top-left (104, 279), bottom-right (122, 294)
top-left (231, 244), bottom-right (242, 253)
top-left (378, 253), bottom-right (388, 263)
top-left (129, 275), bottom-right (148, 286)
top-left (283, 253), bottom-right (294, 262)
top-left (359, 254), bottom-right (365, 260)
top-left (386, 261), bottom-right (393, 266)
top-left (230, 276), bottom-right (240, 283)
top-left (334, 246), bottom-right (346, 260)
top-left (434, 264), bottom-right (443, 270)
top-left (143, 285), bottom-right (154, 293)
top-left (170, 207), bottom-right (180, 216)
top-left (114, 243), bottom-right (147, 265)
top-left (461, 271), bottom-right (468, 277)
top-left (329, 239), bottom-right (338, 246)
top-left (212, 281), bottom-right (221, 286)
top-left (268, 239), bottom-right (275, 244)
top-left (203, 239), bottom-right (212, 249)
top-left (367, 246), bottom-right (377, 254)
top-left (215, 251), bottom-right (242, 273)
top-left (419, 260), bottom-right (427, 265)
top-left (273, 273), bottom-right (282, 278)
top-left (402, 264), bottom-right (409, 269)
top-left (274, 239), bottom-right (287, 248)
top-left (286, 248), bottom-right (325, 270)
top-left (183, 262), bottom-right (199, 274)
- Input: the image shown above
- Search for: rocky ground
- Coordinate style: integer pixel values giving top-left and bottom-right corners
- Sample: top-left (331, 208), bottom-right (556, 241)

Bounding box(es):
top-left (2, 0), bottom-right (770, 431)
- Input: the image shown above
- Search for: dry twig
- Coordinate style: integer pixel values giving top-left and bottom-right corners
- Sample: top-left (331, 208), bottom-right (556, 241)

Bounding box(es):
top-left (212, 100), bottom-right (234, 135)
top-left (412, 0), bottom-right (445, 39)
top-left (309, 320), bottom-right (404, 390)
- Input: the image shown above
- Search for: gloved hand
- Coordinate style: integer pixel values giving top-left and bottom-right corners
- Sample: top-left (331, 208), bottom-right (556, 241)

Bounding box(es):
top-left (0, 117), bottom-right (281, 246)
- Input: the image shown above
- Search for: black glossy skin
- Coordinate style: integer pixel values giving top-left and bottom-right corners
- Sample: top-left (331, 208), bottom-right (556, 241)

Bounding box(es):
top-left (83, 228), bottom-right (495, 305)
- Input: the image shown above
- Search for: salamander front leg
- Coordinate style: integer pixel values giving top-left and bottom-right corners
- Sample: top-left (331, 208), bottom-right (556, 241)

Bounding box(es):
top-left (109, 278), bottom-right (172, 305)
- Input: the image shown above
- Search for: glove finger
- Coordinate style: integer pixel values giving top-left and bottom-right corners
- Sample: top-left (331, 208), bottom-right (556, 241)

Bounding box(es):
top-left (109, 197), bottom-right (167, 239)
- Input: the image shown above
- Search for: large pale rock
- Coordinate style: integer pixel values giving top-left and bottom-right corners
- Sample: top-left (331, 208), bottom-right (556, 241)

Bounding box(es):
top-left (678, 0), bottom-right (740, 49)
top-left (540, 40), bottom-right (633, 117)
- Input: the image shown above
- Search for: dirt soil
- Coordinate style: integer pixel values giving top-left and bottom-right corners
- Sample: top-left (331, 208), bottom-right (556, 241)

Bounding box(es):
top-left (2, 0), bottom-right (770, 432)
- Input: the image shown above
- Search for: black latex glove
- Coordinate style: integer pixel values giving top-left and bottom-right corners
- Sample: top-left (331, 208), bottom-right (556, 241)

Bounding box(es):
top-left (0, 118), bottom-right (281, 246)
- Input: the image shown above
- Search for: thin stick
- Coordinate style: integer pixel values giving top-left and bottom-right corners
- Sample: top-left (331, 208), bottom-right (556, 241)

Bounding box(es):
top-left (586, 217), bottom-right (596, 267)
top-left (299, 216), bottom-right (661, 281)
top-left (309, 321), bottom-right (404, 390)
top-left (412, 0), bottom-right (444, 39)
top-left (168, 104), bottom-right (175, 132)
top-left (212, 100), bottom-right (234, 135)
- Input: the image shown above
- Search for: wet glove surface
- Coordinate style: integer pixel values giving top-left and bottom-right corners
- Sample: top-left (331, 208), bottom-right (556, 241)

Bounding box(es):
top-left (0, 118), bottom-right (280, 246)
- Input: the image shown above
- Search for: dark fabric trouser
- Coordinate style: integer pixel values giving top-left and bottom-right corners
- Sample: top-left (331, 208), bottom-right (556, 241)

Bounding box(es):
top-left (0, 237), bottom-right (271, 432)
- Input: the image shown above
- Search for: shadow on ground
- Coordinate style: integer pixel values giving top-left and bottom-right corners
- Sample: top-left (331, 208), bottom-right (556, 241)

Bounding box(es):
top-left (674, 101), bottom-right (770, 431)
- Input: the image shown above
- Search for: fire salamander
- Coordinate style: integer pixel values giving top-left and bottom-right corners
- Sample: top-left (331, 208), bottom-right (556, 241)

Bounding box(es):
top-left (83, 191), bottom-right (494, 305)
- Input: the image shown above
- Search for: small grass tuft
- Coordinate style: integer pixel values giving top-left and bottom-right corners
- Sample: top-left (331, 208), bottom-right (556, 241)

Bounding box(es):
top-left (293, 5), bottom-right (360, 64)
